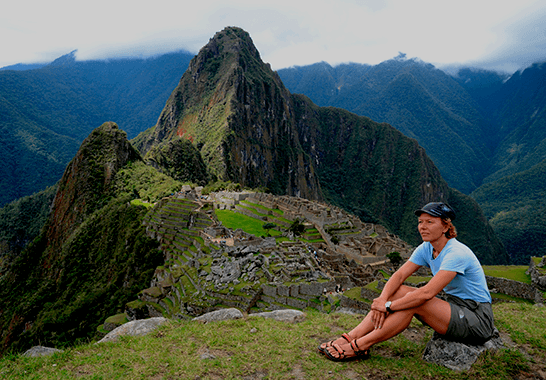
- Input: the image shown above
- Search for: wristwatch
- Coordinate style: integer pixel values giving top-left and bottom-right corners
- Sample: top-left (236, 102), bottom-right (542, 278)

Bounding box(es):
top-left (385, 301), bottom-right (394, 313)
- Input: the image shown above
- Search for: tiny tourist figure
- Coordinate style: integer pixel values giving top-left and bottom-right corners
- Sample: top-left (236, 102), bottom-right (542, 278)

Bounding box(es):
top-left (318, 202), bottom-right (494, 361)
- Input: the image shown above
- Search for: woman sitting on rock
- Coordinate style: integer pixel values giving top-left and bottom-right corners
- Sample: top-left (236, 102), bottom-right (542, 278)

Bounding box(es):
top-left (319, 202), bottom-right (494, 361)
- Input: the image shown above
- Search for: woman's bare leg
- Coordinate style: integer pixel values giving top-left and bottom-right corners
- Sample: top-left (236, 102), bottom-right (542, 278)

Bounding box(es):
top-left (320, 285), bottom-right (416, 350)
top-left (325, 287), bottom-right (451, 358)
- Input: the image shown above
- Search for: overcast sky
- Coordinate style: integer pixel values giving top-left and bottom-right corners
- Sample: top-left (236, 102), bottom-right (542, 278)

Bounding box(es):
top-left (2, 0), bottom-right (546, 73)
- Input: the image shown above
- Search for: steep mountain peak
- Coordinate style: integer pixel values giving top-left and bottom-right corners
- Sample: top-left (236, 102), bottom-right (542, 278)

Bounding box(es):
top-left (183, 26), bottom-right (267, 95)
top-left (47, 122), bottom-right (141, 251)
top-left (131, 27), bottom-right (505, 263)
top-left (133, 26), bottom-right (320, 200)
top-left (198, 26), bottom-right (261, 64)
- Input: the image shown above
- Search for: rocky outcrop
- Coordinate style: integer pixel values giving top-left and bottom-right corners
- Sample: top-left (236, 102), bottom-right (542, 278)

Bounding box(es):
top-left (423, 329), bottom-right (504, 371)
top-left (528, 256), bottom-right (546, 291)
top-left (192, 308), bottom-right (244, 323)
top-left (47, 122), bottom-right (141, 254)
top-left (22, 346), bottom-right (63, 357)
top-left (248, 309), bottom-right (305, 323)
top-left (96, 317), bottom-right (170, 344)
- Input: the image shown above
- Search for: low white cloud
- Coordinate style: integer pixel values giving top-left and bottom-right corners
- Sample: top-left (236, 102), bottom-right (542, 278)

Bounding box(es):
top-left (2, 0), bottom-right (546, 73)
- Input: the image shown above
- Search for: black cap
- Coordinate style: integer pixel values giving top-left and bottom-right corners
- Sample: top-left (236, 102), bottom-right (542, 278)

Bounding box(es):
top-left (414, 202), bottom-right (456, 221)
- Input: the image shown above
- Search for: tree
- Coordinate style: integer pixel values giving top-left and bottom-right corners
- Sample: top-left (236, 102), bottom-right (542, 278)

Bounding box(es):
top-left (262, 222), bottom-right (276, 237)
top-left (387, 251), bottom-right (403, 269)
top-left (288, 219), bottom-right (306, 236)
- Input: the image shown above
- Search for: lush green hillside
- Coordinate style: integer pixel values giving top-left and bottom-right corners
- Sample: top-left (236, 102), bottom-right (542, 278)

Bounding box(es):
top-left (278, 57), bottom-right (492, 194)
top-left (472, 159), bottom-right (546, 264)
top-left (0, 123), bottom-right (182, 354)
top-left (0, 50), bottom-right (194, 206)
top-left (0, 185), bottom-right (56, 276)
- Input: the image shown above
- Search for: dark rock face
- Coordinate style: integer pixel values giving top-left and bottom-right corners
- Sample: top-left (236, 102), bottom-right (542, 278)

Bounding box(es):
top-left (423, 329), bottom-right (504, 371)
top-left (134, 27), bottom-right (322, 201)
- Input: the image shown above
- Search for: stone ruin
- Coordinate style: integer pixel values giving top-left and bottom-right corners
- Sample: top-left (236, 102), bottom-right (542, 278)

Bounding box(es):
top-left (528, 255), bottom-right (546, 291)
top-left (122, 190), bottom-right (415, 322)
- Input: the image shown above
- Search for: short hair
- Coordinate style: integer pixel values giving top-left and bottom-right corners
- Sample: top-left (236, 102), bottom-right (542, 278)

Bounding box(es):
top-left (442, 218), bottom-right (458, 239)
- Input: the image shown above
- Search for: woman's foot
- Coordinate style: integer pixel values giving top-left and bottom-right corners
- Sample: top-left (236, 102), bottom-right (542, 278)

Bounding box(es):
top-left (324, 339), bottom-right (370, 362)
top-left (318, 333), bottom-right (352, 355)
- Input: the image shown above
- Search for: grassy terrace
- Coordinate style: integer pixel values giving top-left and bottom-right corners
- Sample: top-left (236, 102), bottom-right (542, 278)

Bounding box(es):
top-left (226, 200), bottom-right (325, 244)
top-left (483, 265), bottom-right (532, 283)
top-left (215, 209), bottom-right (282, 237)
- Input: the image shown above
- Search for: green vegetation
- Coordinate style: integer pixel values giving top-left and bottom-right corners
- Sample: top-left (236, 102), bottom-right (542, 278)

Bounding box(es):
top-left (215, 209), bottom-right (281, 237)
top-left (472, 159), bottom-right (546, 265)
top-left (387, 251), bottom-right (403, 269)
top-left (114, 161), bottom-right (182, 203)
top-left (0, 195), bottom-right (164, 354)
top-left (0, 185), bottom-right (57, 261)
top-left (201, 181), bottom-right (243, 194)
top-left (288, 219), bottom-right (306, 236)
top-left (144, 138), bottom-right (209, 185)
top-left (1, 304), bottom-right (543, 379)
top-left (483, 265), bottom-right (532, 283)
top-left (262, 222), bottom-right (277, 236)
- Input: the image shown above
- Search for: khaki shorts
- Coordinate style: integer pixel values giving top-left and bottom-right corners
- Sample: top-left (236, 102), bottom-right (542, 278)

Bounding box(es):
top-left (444, 294), bottom-right (495, 345)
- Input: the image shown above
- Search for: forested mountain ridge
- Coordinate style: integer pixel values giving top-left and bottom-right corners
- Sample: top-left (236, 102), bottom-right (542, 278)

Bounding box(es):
top-left (0, 50), bottom-right (194, 206)
top-left (279, 57), bottom-right (494, 194)
top-left (278, 58), bottom-right (546, 264)
top-left (444, 63), bottom-right (546, 264)
top-left (472, 158), bottom-right (546, 264)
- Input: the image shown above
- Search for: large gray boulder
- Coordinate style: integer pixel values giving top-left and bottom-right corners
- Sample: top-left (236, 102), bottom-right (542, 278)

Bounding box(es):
top-left (23, 346), bottom-right (63, 357)
top-left (96, 317), bottom-right (169, 344)
top-left (422, 328), bottom-right (504, 371)
top-left (248, 309), bottom-right (306, 323)
top-left (192, 308), bottom-right (244, 323)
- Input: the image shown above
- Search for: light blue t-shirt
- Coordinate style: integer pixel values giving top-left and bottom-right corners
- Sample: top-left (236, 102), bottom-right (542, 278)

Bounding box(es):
top-left (409, 238), bottom-right (492, 303)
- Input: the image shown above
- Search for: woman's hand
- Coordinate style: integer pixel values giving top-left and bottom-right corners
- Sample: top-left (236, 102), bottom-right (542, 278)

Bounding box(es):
top-left (370, 309), bottom-right (386, 329)
top-left (370, 297), bottom-right (388, 329)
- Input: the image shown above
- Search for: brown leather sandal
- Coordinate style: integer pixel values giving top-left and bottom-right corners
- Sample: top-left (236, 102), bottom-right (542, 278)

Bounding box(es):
top-left (324, 339), bottom-right (370, 362)
top-left (317, 333), bottom-right (351, 355)
top-left (350, 339), bottom-right (370, 359)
